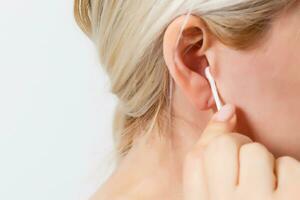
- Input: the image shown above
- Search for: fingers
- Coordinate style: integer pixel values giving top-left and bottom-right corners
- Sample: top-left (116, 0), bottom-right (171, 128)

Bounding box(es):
top-left (188, 104), bottom-right (253, 199)
top-left (184, 104), bottom-right (238, 200)
top-left (275, 156), bottom-right (300, 192)
top-left (197, 104), bottom-right (237, 147)
top-left (238, 143), bottom-right (276, 195)
top-left (203, 133), bottom-right (252, 199)
top-left (184, 103), bottom-right (298, 200)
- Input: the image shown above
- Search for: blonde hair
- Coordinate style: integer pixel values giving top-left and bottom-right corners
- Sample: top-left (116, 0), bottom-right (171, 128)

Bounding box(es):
top-left (74, 0), bottom-right (296, 161)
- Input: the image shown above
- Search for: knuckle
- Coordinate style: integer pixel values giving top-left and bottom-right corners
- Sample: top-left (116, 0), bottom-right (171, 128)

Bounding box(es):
top-left (231, 132), bottom-right (253, 143)
top-left (276, 156), bottom-right (300, 178)
top-left (240, 142), bottom-right (268, 155)
top-left (208, 134), bottom-right (236, 149)
top-left (277, 156), bottom-right (299, 168)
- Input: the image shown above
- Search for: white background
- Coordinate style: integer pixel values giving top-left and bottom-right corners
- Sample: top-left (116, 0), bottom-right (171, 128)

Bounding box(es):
top-left (0, 1), bottom-right (116, 199)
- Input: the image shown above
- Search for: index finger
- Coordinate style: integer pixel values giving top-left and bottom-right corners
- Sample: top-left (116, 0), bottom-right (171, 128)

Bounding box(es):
top-left (197, 104), bottom-right (237, 147)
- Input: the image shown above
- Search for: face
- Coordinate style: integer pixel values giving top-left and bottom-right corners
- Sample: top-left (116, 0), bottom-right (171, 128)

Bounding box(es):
top-left (209, 3), bottom-right (300, 159)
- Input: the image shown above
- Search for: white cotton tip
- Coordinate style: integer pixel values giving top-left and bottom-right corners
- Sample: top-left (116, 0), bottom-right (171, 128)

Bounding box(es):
top-left (204, 67), bottom-right (223, 111)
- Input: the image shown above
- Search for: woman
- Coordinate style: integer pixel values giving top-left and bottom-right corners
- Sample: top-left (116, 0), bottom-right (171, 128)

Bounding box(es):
top-left (74, 0), bottom-right (300, 199)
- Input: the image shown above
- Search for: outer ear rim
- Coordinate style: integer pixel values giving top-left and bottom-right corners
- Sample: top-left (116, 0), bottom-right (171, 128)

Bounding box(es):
top-left (163, 14), bottom-right (216, 111)
top-left (177, 14), bottom-right (212, 57)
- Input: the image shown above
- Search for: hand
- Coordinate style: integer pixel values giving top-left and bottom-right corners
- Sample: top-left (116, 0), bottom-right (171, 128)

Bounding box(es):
top-left (183, 104), bottom-right (300, 200)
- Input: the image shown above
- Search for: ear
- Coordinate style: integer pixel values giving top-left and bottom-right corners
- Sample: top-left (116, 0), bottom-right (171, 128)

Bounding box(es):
top-left (163, 14), bottom-right (216, 111)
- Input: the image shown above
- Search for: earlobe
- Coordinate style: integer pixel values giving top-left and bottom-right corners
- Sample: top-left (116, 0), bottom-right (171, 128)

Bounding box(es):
top-left (163, 14), bottom-right (216, 111)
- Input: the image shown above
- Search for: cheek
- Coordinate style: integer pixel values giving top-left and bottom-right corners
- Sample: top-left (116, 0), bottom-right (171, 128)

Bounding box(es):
top-left (213, 4), bottom-right (300, 108)
top-left (207, 6), bottom-right (300, 156)
top-left (214, 27), bottom-right (300, 112)
top-left (213, 46), bottom-right (272, 109)
top-left (213, 33), bottom-right (300, 140)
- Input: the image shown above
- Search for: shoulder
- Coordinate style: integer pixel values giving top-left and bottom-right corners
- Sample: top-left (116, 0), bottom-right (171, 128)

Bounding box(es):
top-left (88, 179), bottom-right (131, 200)
top-left (88, 173), bottom-right (140, 200)
top-left (89, 192), bottom-right (129, 200)
top-left (88, 173), bottom-right (162, 200)
top-left (89, 185), bottom-right (131, 200)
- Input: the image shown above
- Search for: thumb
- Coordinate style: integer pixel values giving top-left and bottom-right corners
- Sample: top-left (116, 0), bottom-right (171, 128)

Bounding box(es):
top-left (198, 104), bottom-right (237, 146)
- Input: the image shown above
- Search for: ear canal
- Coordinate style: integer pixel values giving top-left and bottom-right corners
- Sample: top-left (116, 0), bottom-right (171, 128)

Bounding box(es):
top-left (204, 67), bottom-right (223, 111)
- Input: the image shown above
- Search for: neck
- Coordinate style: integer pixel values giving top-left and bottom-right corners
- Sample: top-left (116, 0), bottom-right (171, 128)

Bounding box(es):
top-left (112, 86), bottom-right (215, 198)
top-left (116, 106), bottom-right (213, 198)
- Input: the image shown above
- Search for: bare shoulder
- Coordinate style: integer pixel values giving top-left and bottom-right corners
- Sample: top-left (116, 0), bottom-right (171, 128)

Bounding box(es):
top-left (88, 172), bottom-right (141, 200)
top-left (89, 142), bottom-right (173, 200)
top-left (88, 177), bottom-right (131, 200)
top-left (89, 184), bottom-right (131, 200)
top-left (89, 192), bottom-right (128, 200)
top-left (88, 171), bottom-right (165, 200)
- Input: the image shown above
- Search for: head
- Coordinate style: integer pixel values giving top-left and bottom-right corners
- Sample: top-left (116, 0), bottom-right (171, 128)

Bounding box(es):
top-left (74, 0), bottom-right (300, 160)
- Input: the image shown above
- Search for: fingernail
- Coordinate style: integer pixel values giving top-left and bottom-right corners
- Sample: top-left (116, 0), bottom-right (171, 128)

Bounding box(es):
top-left (212, 104), bottom-right (235, 122)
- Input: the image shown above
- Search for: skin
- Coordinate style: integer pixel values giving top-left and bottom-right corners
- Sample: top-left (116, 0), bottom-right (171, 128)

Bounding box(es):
top-left (91, 2), bottom-right (300, 200)
top-left (184, 104), bottom-right (300, 200)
